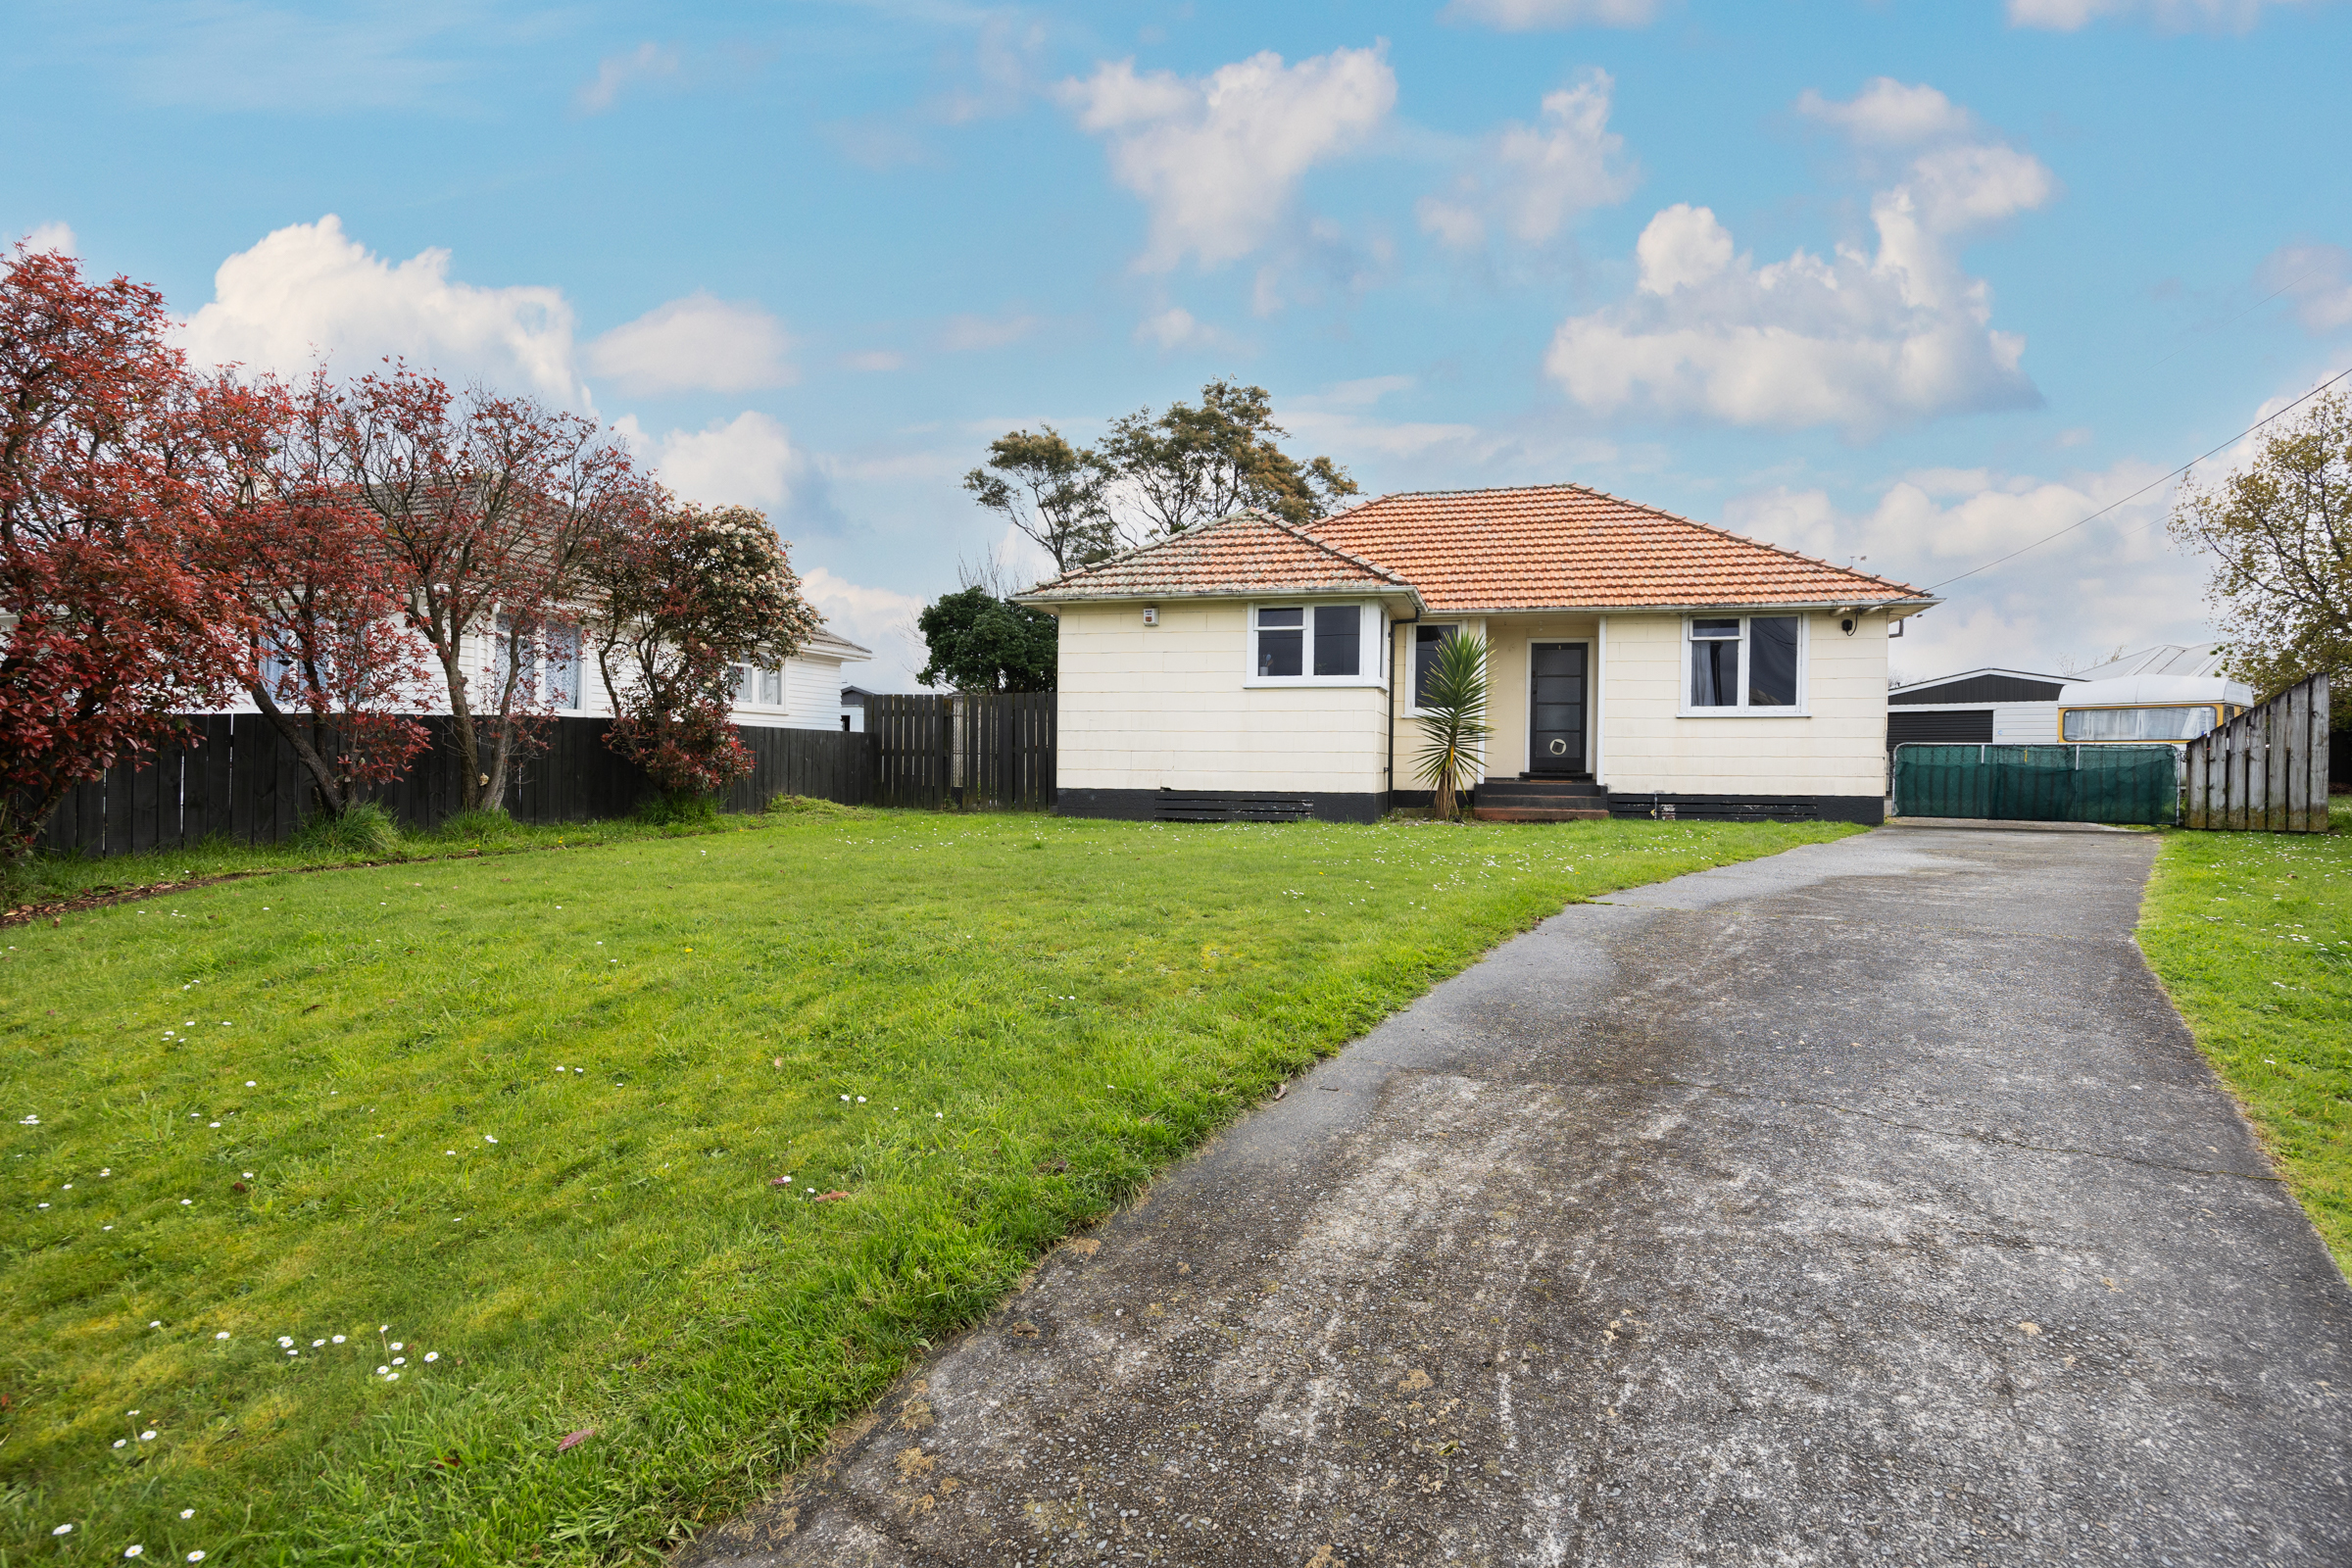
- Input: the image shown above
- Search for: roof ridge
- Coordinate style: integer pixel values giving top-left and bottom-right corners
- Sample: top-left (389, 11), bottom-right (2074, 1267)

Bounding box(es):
top-left (1022, 508), bottom-right (1410, 596)
top-left (1332, 481), bottom-right (1930, 601)
top-left (1242, 508), bottom-right (1416, 586)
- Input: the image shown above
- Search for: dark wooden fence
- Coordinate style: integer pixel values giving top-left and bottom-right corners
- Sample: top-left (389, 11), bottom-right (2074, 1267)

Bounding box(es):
top-left (723, 724), bottom-right (877, 812)
top-left (2182, 671), bottom-right (2332, 833)
top-left (39, 702), bottom-right (1037, 858)
top-left (868, 692), bottom-right (1055, 810)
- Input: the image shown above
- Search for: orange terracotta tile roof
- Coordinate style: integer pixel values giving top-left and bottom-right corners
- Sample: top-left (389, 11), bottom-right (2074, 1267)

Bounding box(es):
top-left (1017, 484), bottom-right (1933, 613)
top-left (1307, 484), bottom-right (1931, 613)
top-left (1019, 511), bottom-right (1415, 603)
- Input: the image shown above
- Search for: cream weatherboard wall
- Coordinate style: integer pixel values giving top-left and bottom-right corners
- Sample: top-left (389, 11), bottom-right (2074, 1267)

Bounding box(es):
top-left (1054, 600), bottom-right (1395, 808)
top-left (1596, 612), bottom-right (1890, 797)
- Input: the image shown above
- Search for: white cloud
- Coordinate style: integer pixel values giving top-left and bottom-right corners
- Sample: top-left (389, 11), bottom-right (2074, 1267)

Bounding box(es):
top-left (1722, 457), bottom-right (2207, 680)
top-left (181, 215), bottom-right (582, 403)
top-left (1060, 46), bottom-right (1396, 271)
top-left (2263, 243), bottom-right (2352, 334)
top-left (1418, 71), bottom-right (1636, 250)
top-left (584, 293), bottom-right (794, 395)
top-left (798, 564), bottom-right (927, 685)
top-left (939, 312), bottom-right (1041, 352)
top-left (1796, 78), bottom-right (1973, 145)
top-left (617, 411), bottom-right (806, 510)
top-left (1544, 96), bottom-right (2057, 436)
top-left (12, 221), bottom-right (75, 255)
top-left (575, 42), bottom-right (681, 115)
top-left (1133, 306), bottom-right (1238, 351)
top-left (1441, 0), bottom-right (1662, 28)
top-left (2006, 0), bottom-right (2315, 31)
top-left (842, 349), bottom-right (906, 372)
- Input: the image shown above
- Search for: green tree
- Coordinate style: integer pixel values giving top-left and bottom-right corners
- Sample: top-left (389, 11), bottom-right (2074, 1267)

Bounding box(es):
top-left (1097, 379), bottom-right (1359, 537)
top-left (916, 586), bottom-right (1056, 693)
top-left (962, 427), bottom-right (1117, 573)
top-left (2170, 392), bottom-right (2352, 723)
top-left (1411, 633), bottom-right (1489, 822)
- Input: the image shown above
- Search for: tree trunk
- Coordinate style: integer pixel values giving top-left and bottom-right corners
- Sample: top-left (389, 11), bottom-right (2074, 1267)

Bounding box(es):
top-left (250, 684), bottom-right (351, 817)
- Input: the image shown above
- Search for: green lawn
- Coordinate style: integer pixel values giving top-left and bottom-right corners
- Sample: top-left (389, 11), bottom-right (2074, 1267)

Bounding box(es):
top-left (0, 808), bottom-right (1857, 1565)
top-left (2138, 805), bottom-right (2352, 1272)
top-left (1, 804), bottom-right (761, 915)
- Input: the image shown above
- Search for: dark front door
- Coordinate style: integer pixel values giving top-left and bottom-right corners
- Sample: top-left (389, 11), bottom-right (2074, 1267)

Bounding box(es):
top-left (1529, 643), bottom-right (1587, 774)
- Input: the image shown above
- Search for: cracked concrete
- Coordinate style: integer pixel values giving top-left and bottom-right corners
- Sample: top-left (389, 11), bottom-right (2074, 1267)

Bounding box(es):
top-left (677, 826), bottom-right (2352, 1568)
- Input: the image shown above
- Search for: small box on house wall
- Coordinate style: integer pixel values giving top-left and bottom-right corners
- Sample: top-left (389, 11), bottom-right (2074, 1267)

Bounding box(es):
top-left (1141, 606), bottom-right (1159, 626)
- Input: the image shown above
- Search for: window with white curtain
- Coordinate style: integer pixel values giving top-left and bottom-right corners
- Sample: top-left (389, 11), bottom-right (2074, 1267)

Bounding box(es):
top-left (759, 666), bottom-right (783, 705)
top-left (1685, 614), bottom-right (1804, 713)
top-left (491, 615), bottom-right (584, 709)
top-left (2060, 706), bottom-right (2218, 742)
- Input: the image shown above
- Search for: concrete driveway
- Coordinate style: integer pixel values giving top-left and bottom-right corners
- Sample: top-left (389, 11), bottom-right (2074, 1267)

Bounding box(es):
top-left (682, 827), bottom-right (2352, 1568)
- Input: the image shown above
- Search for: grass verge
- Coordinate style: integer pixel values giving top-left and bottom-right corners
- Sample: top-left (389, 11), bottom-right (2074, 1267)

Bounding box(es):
top-left (1, 811), bottom-right (1856, 1564)
top-left (2, 806), bottom-right (798, 920)
top-left (2137, 802), bottom-right (2351, 1272)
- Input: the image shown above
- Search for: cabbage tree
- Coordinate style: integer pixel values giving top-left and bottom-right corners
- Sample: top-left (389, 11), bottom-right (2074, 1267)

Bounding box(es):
top-left (1411, 632), bottom-right (1488, 821)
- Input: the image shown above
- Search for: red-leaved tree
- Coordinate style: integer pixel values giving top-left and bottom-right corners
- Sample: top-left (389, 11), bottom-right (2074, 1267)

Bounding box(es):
top-left (323, 364), bottom-right (647, 812)
top-left (587, 501), bottom-right (819, 797)
top-left (199, 368), bottom-right (434, 816)
top-left (0, 245), bottom-right (265, 858)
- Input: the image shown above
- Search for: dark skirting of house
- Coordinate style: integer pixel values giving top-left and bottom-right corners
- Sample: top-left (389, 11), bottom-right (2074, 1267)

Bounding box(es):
top-left (1054, 787), bottom-right (1384, 824)
top-left (1603, 793), bottom-right (1885, 824)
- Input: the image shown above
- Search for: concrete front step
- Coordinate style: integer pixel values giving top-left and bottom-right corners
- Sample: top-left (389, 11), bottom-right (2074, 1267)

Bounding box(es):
top-left (1471, 806), bottom-right (1613, 822)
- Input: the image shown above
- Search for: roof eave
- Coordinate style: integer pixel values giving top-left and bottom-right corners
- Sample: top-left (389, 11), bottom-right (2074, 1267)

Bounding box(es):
top-left (1414, 596), bottom-right (1940, 617)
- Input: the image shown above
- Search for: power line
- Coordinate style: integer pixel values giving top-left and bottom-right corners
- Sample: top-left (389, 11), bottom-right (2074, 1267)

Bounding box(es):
top-left (1923, 363), bottom-right (2352, 593)
top-left (2145, 265), bottom-right (2328, 371)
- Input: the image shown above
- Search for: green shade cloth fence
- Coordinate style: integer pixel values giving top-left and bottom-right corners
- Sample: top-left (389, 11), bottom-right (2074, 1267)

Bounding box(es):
top-left (1893, 744), bottom-right (2180, 825)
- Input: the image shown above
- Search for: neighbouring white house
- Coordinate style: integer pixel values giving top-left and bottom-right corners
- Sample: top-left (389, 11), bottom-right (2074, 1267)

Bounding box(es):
top-left (236, 619), bottom-right (870, 732)
top-left (1014, 484), bottom-right (1937, 824)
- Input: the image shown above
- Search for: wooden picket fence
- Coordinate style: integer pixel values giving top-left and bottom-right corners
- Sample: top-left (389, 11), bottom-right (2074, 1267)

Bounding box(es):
top-left (867, 692), bottom-right (1055, 810)
top-left (2180, 672), bottom-right (2331, 833)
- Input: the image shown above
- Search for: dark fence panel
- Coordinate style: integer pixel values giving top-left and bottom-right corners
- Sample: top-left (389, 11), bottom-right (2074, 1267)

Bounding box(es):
top-left (41, 699), bottom-right (1045, 860)
top-left (870, 693), bottom-right (1055, 810)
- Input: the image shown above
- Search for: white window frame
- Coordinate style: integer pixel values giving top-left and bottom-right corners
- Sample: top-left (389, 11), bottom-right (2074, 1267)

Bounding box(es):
top-left (731, 660), bottom-right (791, 714)
top-left (1679, 612), bottom-right (1809, 717)
top-left (1404, 622), bottom-right (1466, 714)
top-left (1244, 601), bottom-right (1385, 689)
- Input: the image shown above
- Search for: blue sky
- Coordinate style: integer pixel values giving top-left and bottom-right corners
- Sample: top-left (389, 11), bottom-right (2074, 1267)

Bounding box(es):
top-left (8, 0), bottom-right (2348, 688)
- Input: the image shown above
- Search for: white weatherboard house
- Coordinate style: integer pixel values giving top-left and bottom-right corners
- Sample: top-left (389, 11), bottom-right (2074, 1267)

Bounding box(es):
top-left (238, 620), bottom-right (871, 732)
top-left (1015, 485), bottom-right (1937, 824)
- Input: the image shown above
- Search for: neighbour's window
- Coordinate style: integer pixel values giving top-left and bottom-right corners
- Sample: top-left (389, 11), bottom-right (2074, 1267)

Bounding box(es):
top-left (2061, 706), bottom-right (2218, 742)
top-left (258, 634), bottom-right (297, 695)
top-left (1253, 604), bottom-right (1371, 682)
top-left (1687, 615), bottom-right (1803, 711)
top-left (1255, 608), bottom-right (1303, 677)
top-left (759, 666), bottom-right (783, 706)
top-left (492, 614), bottom-right (582, 709)
top-left (1413, 623), bottom-right (1461, 706)
top-left (546, 622), bottom-right (581, 709)
top-left (730, 664), bottom-right (757, 704)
